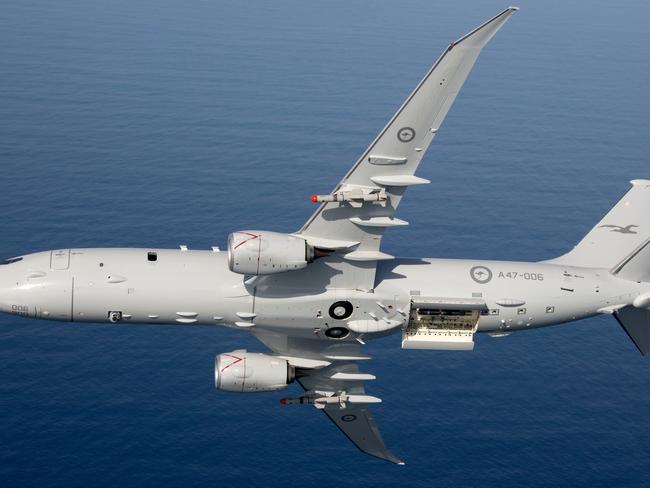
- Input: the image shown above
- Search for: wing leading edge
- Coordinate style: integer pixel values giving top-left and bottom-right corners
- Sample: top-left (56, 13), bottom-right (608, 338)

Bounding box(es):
top-left (297, 7), bottom-right (517, 291)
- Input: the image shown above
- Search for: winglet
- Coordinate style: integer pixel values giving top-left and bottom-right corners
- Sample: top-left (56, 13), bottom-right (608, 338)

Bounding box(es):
top-left (451, 6), bottom-right (518, 48)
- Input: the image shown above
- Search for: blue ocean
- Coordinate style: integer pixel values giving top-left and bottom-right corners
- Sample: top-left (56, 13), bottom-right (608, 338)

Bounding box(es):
top-left (2, 0), bottom-right (650, 486)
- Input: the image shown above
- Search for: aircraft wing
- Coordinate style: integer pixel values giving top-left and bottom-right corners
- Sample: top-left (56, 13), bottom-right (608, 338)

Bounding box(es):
top-left (297, 7), bottom-right (517, 291)
top-left (248, 7), bottom-right (518, 464)
top-left (298, 362), bottom-right (403, 465)
top-left (253, 329), bottom-right (403, 464)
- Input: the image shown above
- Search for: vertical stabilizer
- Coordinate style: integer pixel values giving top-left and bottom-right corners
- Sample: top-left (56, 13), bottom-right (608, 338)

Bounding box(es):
top-left (548, 180), bottom-right (650, 282)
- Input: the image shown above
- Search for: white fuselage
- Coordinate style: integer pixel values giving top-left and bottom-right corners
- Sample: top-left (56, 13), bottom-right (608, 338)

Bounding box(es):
top-left (0, 248), bottom-right (644, 340)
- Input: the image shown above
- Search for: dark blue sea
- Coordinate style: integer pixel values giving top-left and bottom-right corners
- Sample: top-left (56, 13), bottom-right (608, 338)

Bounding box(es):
top-left (1, 0), bottom-right (650, 486)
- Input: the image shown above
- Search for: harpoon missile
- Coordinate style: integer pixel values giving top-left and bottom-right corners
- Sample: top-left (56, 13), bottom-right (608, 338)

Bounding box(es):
top-left (280, 393), bottom-right (382, 409)
top-left (310, 188), bottom-right (387, 204)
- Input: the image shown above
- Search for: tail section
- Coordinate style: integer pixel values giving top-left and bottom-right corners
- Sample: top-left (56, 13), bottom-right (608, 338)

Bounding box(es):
top-left (548, 179), bottom-right (650, 282)
top-left (550, 179), bottom-right (650, 356)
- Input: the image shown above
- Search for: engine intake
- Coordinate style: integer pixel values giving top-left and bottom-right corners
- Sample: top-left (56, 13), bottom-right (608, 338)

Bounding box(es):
top-left (227, 230), bottom-right (313, 275)
top-left (214, 351), bottom-right (294, 392)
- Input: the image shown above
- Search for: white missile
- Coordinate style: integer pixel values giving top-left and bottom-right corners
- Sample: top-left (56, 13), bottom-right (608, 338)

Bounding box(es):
top-left (280, 393), bottom-right (382, 409)
top-left (310, 188), bottom-right (387, 204)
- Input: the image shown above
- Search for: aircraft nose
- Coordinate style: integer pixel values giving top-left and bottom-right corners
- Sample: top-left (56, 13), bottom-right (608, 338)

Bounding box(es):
top-left (0, 256), bottom-right (23, 314)
top-left (0, 251), bottom-right (73, 321)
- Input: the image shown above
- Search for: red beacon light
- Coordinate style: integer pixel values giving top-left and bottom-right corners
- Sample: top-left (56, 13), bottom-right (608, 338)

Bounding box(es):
top-left (310, 195), bottom-right (319, 203)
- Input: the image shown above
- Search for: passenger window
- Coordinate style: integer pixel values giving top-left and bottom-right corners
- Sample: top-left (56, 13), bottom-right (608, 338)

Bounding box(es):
top-left (147, 252), bottom-right (157, 262)
top-left (0, 257), bottom-right (23, 265)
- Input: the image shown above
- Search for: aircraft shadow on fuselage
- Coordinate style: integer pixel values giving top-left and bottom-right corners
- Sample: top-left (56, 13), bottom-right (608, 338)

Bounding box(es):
top-left (374, 258), bottom-right (431, 287)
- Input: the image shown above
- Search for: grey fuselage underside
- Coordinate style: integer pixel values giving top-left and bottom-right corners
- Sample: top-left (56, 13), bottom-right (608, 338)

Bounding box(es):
top-left (0, 248), bottom-right (641, 340)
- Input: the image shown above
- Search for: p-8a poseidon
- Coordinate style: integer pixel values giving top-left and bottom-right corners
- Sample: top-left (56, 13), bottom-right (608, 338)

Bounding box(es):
top-left (2, 8), bottom-right (649, 464)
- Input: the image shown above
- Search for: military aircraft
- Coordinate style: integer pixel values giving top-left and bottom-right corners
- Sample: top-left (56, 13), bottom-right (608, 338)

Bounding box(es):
top-left (2, 7), bottom-right (649, 464)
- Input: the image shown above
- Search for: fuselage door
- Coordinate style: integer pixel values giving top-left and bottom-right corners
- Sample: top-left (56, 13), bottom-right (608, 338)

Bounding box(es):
top-left (402, 296), bottom-right (487, 351)
top-left (50, 249), bottom-right (70, 270)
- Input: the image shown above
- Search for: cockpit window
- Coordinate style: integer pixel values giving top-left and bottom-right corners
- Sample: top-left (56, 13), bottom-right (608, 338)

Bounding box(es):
top-left (0, 257), bottom-right (23, 265)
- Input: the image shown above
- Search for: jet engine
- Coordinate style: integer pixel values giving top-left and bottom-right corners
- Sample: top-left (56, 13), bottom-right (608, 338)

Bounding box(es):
top-left (227, 230), bottom-right (314, 275)
top-left (214, 351), bottom-right (294, 392)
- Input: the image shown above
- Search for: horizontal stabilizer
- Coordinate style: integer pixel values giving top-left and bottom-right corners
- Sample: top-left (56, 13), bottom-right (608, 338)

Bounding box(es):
top-left (614, 306), bottom-right (650, 356)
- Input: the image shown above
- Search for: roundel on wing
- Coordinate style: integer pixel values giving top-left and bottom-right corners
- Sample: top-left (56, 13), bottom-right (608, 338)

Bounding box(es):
top-left (397, 127), bottom-right (416, 143)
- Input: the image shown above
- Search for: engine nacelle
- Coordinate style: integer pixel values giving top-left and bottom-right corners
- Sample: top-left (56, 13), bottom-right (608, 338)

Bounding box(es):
top-left (214, 351), bottom-right (294, 393)
top-left (227, 230), bottom-right (312, 275)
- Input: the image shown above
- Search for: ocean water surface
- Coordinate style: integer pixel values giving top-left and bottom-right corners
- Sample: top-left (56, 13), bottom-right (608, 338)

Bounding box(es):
top-left (1, 0), bottom-right (650, 486)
